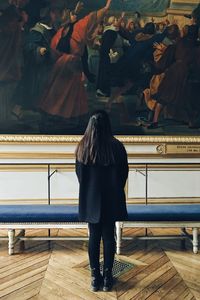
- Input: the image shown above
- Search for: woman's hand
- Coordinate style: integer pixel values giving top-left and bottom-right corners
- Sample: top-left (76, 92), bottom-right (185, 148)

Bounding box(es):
top-left (105, 0), bottom-right (112, 10)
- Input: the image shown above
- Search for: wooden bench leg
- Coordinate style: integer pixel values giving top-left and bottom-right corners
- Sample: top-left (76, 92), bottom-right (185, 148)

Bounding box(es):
top-left (19, 230), bottom-right (25, 252)
top-left (181, 228), bottom-right (186, 250)
top-left (193, 228), bottom-right (198, 254)
top-left (116, 222), bottom-right (123, 255)
top-left (8, 229), bottom-right (15, 255)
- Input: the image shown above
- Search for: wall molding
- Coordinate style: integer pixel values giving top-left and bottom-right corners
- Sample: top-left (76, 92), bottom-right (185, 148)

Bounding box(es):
top-left (1, 135), bottom-right (200, 158)
top-left (0, 152), bottom-right (75, 159)
top-left (0, 164), bottom-right (200, 172)
top-left (0, 197), bottom-right (199, 205)
top-left (1, 135), bottom-right (200, 145)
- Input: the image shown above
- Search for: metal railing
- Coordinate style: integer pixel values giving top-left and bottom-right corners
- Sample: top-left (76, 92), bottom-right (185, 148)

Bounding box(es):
top-left (0, 162), bottom-right (199, 205)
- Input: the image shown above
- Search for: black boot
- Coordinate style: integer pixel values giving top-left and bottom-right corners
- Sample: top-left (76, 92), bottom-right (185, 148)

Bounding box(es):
top-left (90, 268), bottom-right (102, 292)
top-left (103, 268), bottom-right (113, 292)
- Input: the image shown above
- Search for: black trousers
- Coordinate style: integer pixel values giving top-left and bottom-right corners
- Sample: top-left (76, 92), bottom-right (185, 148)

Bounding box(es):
top-left (88, 221), bottom-right (116, 270)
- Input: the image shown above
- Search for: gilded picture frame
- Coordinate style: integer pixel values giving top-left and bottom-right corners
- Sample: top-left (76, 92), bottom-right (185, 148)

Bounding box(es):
top-left (0, 135), bottom-right (200, 158)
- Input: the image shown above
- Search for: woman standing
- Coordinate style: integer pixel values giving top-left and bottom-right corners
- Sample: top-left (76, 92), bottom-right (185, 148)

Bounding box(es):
top-left (76, 110), bottom-right (128, 292)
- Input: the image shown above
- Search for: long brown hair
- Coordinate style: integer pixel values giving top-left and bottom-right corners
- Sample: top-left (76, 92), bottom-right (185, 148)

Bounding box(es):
top-left (76, 110), bottom-right (115, 165)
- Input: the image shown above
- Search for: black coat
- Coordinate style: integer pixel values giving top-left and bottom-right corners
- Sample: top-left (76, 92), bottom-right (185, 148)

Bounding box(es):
top-left (76, 138), bottom-right (129, 224)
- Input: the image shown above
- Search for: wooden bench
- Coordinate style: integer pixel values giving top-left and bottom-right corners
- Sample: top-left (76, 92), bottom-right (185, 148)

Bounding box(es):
top-left (1, 204), bottom-right (200, 256)
top-left (0, 205), bottom-right (88, 255)
top-left (116, 204), bottom-right (200, 255)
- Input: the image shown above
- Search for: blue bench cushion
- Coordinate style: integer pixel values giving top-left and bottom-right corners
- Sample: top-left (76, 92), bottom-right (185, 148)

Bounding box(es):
top-left (127, 205), bottom-right (200, 222)
top-left (0, 205), bottom-right (79, 223)
top-left (1, 204), bottom-right (200, 223)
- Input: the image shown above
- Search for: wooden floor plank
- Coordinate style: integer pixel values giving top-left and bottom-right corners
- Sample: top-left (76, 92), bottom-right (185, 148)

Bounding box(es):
top-left (0, 228), bottom-right (199, 300)
top-left (0, 279), bottom-right (43, 300)
top-left (118, 261), bottom-right (173, 299)
top-left (176, 288), bottom-right (196, 300)
top-left (162, 281), bottom-right (189, 300)
top-left (38, 278), bottom-right (85, 300)
top-left (146, 273), bottom-right (182, 300)
top-left (130, 267), bottom-right (177, 300)
top-left (0, 253), bottom-right (50, 280)
top-left (117, 254), bottom-right (169, 293)
top-left (0, 271), bottom-right (46, 298)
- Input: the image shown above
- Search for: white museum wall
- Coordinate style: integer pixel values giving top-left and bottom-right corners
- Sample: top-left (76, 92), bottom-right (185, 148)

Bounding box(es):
top-left (0, 168), bottom-right (199, 203)
top-left (0, 143), bottom-right (200, 204)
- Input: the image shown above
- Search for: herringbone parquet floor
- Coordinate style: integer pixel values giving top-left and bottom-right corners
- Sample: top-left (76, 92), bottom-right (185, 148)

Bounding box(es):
top-left (0, 228), bottom-right (199, 300)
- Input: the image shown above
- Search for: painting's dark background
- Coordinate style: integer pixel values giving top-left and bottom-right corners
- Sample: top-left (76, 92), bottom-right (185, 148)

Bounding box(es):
top-left (0, 0), bottom-right (199, 136)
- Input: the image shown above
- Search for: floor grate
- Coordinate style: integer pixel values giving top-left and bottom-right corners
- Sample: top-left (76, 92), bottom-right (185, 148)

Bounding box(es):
top-left (87, 259), bottom-right (135, 278)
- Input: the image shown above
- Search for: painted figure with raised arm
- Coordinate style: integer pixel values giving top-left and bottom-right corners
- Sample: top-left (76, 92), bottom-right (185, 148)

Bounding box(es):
top-left (39, 0), bottom-right (112, 121)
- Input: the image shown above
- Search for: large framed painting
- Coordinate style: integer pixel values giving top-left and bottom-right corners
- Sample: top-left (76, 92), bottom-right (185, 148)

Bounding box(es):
top-left (0, 0), bottom-right (200, 146)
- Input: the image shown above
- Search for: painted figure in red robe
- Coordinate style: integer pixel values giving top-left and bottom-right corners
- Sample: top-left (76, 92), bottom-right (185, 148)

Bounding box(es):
top-left (39, 0), bottom-right (112, 120)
